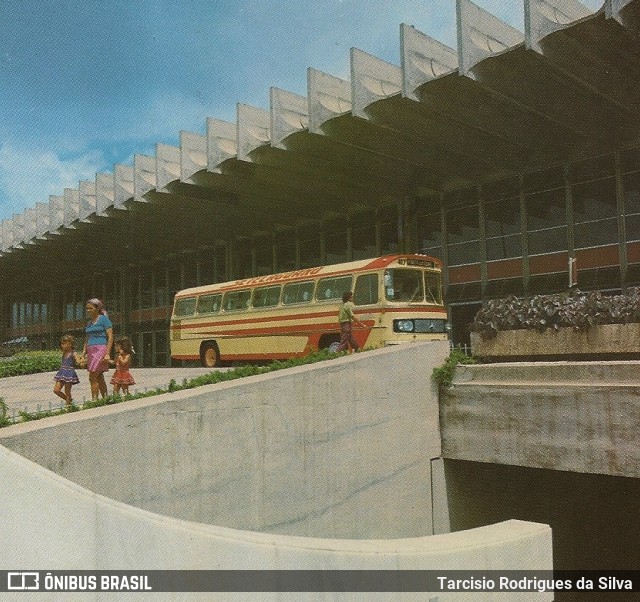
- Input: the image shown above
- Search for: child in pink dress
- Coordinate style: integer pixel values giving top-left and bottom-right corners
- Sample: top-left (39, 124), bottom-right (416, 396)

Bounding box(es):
top-left (110, 336), bottom-right (136, 396)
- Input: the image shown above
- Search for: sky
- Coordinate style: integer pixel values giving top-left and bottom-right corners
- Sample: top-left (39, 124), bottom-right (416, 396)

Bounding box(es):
top-left (0, 0), bottom-right (604, 221)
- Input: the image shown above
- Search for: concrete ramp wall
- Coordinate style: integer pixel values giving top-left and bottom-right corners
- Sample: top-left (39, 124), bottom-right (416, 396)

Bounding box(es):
top-left (1, 342), bottom-right (448, 539)
top-left (0, 444), bottom-right (552, 601)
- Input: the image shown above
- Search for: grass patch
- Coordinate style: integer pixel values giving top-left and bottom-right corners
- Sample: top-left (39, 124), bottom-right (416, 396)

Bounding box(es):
top-left (0, 348), bottom-right (355, 428)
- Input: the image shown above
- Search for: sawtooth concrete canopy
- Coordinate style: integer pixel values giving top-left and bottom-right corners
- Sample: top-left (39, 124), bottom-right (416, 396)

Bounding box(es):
top-left (1, 0), bottom-right (639, 290)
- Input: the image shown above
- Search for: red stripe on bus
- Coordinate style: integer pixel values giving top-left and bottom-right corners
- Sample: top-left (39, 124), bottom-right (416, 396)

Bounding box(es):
top-left (183, 322), bottom-right (369, 338)
top-left (171, 306), bottom-right (446, 330)
top-left (174, 254), bottom-right (442, 298)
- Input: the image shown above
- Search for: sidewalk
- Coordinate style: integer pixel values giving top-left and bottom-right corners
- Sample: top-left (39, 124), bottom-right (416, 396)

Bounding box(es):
top-left (0, 367), bottom-right (226, 416)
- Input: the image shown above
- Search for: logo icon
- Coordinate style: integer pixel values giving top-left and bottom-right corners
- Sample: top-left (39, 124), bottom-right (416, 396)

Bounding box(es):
top-left (8, 572), bottom-right (39, 590)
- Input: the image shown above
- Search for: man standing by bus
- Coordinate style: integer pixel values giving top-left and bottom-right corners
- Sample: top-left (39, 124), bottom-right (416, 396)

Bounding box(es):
top-left (336, 291), bottom-right (365, 352)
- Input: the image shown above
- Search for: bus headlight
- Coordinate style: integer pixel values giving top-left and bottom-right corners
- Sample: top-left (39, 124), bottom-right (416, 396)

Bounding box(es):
top-left (393, 318), bottom-right (448, 334)
top-left (395, 319), bottom-right (414, 332)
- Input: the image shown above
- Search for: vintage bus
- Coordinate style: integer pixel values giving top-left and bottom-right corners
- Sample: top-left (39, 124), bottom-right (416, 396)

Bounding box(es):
top-left (170, 254), bottom-right (448, 366)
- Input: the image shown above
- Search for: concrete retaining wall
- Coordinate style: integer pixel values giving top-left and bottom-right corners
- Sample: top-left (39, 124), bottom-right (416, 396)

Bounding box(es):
top-left (442, 360), bottom-right (640, 478)
top-left (0, 443), bottom-right (553, 601)
top-left (1, 342), bottom-right (448, 539)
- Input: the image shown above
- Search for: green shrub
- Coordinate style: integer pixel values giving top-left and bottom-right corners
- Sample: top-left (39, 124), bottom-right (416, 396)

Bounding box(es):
top-left (432, 349), bottom-right (476, 389)
top-left (0, 351), bottom-right (62, 378)
top-left (0, 398), bottom-right (11, 427)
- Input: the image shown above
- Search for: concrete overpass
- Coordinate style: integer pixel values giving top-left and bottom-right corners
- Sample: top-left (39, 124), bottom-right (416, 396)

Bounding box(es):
top-left (0, 342), bottom-right (555, 600)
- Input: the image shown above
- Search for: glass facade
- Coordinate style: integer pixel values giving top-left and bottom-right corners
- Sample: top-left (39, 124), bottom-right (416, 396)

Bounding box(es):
top-left (3, 146), bottom-right (640, 362)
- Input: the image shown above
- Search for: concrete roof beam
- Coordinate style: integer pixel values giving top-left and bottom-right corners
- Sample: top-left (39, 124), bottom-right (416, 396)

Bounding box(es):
top-left (457, 0), bottom-right (524, 78)
top-left (95, 173), bottom-right (115, 216)
top-left (48, 195), bottom-right (64, 233)
top-left (525, 0), bottom-right (593, 53)
top-left (206, 118), bottom-right (237, 173)
top-left (270, 87), bottom-right (309, 149)
top-left (525, 1), bottom-right (640, 118)
top-left (35, 202), bottom-right (49, 239)
top-left (237, 103), bottom-right (270, 162)
top-left (78, 180), bottom-right (97, 222)
top-left (0, 220), bottom-right (11, 252)
top-left (307, 68), bottom-right (351, 134)
top-left (11, 213), bottom-right (24, 249)
top-left (114, 165), bottom-right (134, 209)
top-left (133, 154), bottom-right (156, 201)
top-left (400, 24), bottom-right (458, 101)
top-left (156, 144), bottom-right (181, 192)
top-left (606, 0), bottom-right (636, 24)
top-left (180, 131), bottom-right (207, 183)
top-left (62, 188), bottom-right (80, 229)
top-left (23, 207), bottom-right (37, 243)
top-left (351, 48), bottom-right (402, 119)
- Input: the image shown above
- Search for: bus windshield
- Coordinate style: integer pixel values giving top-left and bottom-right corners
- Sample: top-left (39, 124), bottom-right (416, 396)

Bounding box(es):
top-left (384, 269), bottom-right (424, 302)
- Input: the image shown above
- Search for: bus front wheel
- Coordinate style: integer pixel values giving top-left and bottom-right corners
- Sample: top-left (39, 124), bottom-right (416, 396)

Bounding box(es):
top-left (319, 334), bottom-right (341, 353)
top-left (200, 343), bottom-right (220, 368)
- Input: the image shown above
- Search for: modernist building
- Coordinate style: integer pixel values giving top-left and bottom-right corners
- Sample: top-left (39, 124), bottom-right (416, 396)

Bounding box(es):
top-left (1, 0), bottom-right (639, 365)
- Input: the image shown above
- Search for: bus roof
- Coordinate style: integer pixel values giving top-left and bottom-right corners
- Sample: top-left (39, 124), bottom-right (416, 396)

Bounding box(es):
top-left (174, 254), bottom-right (441, 299)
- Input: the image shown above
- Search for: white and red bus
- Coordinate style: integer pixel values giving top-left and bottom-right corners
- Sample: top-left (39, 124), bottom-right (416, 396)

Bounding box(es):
top-left (170, 254), bottom-right (448, 366)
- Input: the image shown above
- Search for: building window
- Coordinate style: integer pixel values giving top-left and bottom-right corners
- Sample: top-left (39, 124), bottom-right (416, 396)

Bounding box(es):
top-left (104, 272), bottom-right (121, 313)
top-left (298, 233), bottom-right (322, 268)
top-left (378, 205), bottom-right (399, 255)
top-left (572, 177), bottom-right (618, 249)
top-left (623, 170), bottom-right (640, 243)
top-left (526, 187), bottom-right (567, 256)
top-left (140, 273), bottom-right (153, 309)
top-left (235, 238), bottom-right (253, 279)
top-left (253, 236), bottom-right (274, 275)
top-left (183, 256), bottom-right (198, 290)
top-left (167, 266), bottom-right (181, 308)
top-left (274, 231), bottom-right (296, 273)
top-left (417, 208), bottom-right (443, 260)
top-left (64, 286), bottom-right (84, 321)
top-left (351, 211), bottom-right (377, 260)
top-left (484, 196), bottom-right (521, 260)
top-left (445, 189), bottom-right (480, 266)
top-left (324, 219), bottom-right (349, 264)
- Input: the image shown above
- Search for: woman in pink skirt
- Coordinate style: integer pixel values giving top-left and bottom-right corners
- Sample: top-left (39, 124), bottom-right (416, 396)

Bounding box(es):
top-left (82, 298), bottom-right (113, 400)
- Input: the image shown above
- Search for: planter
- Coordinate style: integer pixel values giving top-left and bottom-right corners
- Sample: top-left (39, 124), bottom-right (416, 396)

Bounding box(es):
top-left (470, 323), bottom-right (640, 360)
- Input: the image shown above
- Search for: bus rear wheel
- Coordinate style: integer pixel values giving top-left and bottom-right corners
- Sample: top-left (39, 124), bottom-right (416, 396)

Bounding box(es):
top-left (200, 343), bottom-right (220, 368)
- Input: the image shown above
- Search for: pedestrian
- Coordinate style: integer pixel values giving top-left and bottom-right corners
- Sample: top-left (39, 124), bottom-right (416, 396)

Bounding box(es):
top-left (336, 290), bottom-right (366, 352)
top-left (53, 334), bottom-right (80, 408)
top-left (110, 336), bottom-right (136, 396)
top-left (82, 298), bottom-right (113, 401)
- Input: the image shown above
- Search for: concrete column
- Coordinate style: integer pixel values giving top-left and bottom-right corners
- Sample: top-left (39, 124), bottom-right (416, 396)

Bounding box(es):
top-left (519, 175), bottom-right (529, 292)
top-left (615, 151), bottom-right (628, 290)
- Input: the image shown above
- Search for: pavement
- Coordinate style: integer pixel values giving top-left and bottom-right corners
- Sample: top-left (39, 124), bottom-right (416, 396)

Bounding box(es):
top-left (0, 367), bottom-right (228, 418)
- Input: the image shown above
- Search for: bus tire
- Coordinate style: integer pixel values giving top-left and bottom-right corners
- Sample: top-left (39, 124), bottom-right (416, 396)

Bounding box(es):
top-left (319, 334), bottom-right (340, 352)
top-left (200, 342), bottom-right (220, 368)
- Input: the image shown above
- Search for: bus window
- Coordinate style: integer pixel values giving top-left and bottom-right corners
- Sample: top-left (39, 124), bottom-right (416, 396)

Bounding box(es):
top-left (282, 281), bottom-right (315, 305)
top-left (197, 294), bottom-right (221, 314)
top-left (252, 285), bottom-right (281, 308)
top-left (425, 272), bottom-right (442, 304)
top-left (316, 275), bottom-right (353, 301)
top-left (354, 273), bottom-right (379, 305)
top-left (174, 297), bottom-right (196, 317)
top-left (384, 269), bottom-right (424, 302)
top-left (223, 289), bottom-right (251, 311)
